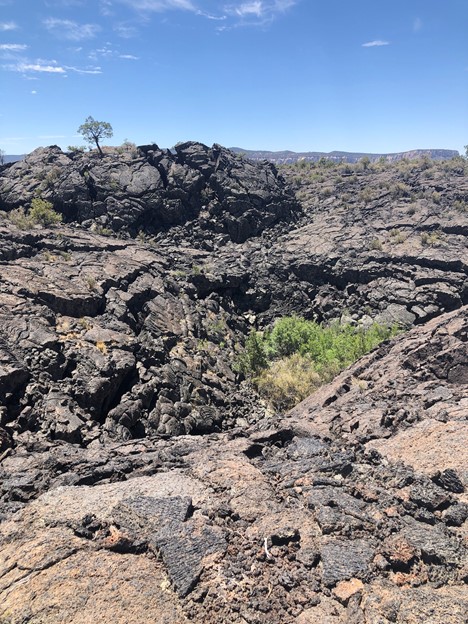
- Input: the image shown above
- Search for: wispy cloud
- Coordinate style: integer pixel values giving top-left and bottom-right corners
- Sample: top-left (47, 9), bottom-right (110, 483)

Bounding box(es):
top-left (224, 0), bottom-right (296, 21)
top-left (413, 17), bottom-right (422, 33)
top-left (115, 0), bottom-right (196, 11)
top-left (0, 21), bottom-right (18, 31)
top-left (66, 65), bottom-right (102, 74)
top-left (196, 11), bottom-right (226, 21)
top-left (216, 0), bottom-right (297, 28)
top-left (230, 1), bottom-right (262, 17)
top-left (43, 18), bottom-right (101, 40)
top-left (362, 40), bottom-right (390, 48)
top-left (16, 62), bottom-right (66, 73)
top-left (0, 44), bottom-right (28, 51)
top-left (2, 58), bottom-right (102, 75)
top-left (88, 46), bottom-right (114, 61)
top-left (103, 0), bottom-right (297, 28)
top-left (88, 45), bottom-right (138, 62)
top-left (113, 22), bottom-right (139, 38)
top-left (0, 136), bottom-right (28, 144)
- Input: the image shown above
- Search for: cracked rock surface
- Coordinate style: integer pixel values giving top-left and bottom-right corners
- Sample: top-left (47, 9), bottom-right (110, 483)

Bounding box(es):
top-left (0, 146), bottom-right (467, 623)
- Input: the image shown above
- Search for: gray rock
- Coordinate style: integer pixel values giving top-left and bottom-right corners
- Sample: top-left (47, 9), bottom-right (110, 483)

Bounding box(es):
top-left (320, 539), bottom-right (374, 586)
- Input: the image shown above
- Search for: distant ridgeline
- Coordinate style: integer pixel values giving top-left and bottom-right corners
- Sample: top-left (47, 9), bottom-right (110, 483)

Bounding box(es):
top-left (4, 147), bottom-right (460, 166)
top-left (230, 147), bottom-right (460, 164)
top-left (2, 154), bottom-right (26, 164)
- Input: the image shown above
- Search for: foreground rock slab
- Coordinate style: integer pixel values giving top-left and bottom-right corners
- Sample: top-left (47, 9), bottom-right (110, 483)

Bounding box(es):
top-left (1, 307), bottom-right (467, 623)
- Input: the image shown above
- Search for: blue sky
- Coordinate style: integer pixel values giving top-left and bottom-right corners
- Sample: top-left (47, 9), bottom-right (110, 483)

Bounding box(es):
top-left (0, 0), bottom-right (467, 154)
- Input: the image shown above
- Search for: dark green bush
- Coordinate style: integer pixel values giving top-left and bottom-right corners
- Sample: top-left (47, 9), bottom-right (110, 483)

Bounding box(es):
top-left (239, 315), bottom-right (399, 409)
top-left (235, 330), bottom-right (269, 375)
top-left (29, 198), bottom-right (62, 226)
top-left (9, 198), bottom-right (62, 229)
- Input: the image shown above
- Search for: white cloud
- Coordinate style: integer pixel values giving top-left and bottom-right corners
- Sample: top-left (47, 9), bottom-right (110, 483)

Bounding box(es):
top-left (31, 90), bottom-right (37, 94)
top-left (0, 44), bottom-right (28, 51)
top-left (88, 45), bottom-right (138, 62)
top-left (43, 18), bottom-right (101, 41)
top-left (362, 40), bottom-right (390, 48)
top-left (0, 21), bottom-right (17, 31)
top-left (2, 58), bottom-right (101, 75)
top-left (88, 46), bottom-right (114, 60)
top-left (232, 1), bottom-right (262, 17)
top-left (17, 62), bottom-right (66, 73)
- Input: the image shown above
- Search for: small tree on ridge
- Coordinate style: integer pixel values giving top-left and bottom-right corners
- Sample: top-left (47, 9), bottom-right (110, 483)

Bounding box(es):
top-left (77, 116), bottom-right (113, 157)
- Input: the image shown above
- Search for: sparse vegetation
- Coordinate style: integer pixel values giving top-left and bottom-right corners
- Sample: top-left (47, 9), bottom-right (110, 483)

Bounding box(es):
top-left (389, 181), bottom-right (412, 199)
top-left (7, 198), bottom-right (62, 229)
top-left (359, 156), bottom-right (371, 171)
top-left (421, 231), bottom-right (441, 246)
top-left (389, 228), bottom-right (406, 244)
top-left (192, 264), bottom-right (204, 276)
top-left (453, 200), bottom-right (468, 212)
top-left (359, 187), bottom-right (374, 203)
top-left (67, 145), bottom-right (86, 153)
top-left (117, 139), bottom-right (138, 156)
top-left (96, 340), bottom-right (107, 354)
top-left (369, 238), bottom-right (383, 251)
top-left (85, 275), bottom-right (98, 291)
top-left (237, 316), bottom-right (399, 410)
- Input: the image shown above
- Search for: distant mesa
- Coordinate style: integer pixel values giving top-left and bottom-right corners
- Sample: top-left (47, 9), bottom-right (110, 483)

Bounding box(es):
top-left (230, 147), bottom-right (460, 164)
top-left (2, 146), bottom-right (460, 166)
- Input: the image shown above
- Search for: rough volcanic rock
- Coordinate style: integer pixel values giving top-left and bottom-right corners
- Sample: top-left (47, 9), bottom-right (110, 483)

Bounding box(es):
top-left (0, 223), bottom-right (272, 445)
top-left (0, 148), bottom-right (467, 623)
top-left (0, 307), bottom-right (466, 623)
top-left (0, 142), bottom-right (299, 243)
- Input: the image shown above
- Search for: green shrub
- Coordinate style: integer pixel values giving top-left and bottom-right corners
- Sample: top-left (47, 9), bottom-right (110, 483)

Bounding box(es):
top-left (67, 145), bottom-right (85, 153)
top-left (238, 316), bottom-right (399, 409)
top-left (235, 330), bottom-right (269, 375)
top-left (29, 198), bottom-right (62, 226)
top-left (8, 197), bottom-right (64, 230)
top-left (390, 182), bottom-right (412, 199)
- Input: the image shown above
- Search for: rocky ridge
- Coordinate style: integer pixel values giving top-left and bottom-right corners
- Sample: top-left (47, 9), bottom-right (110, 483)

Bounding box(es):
top-left (0, 143), bottom-right (467, 623)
